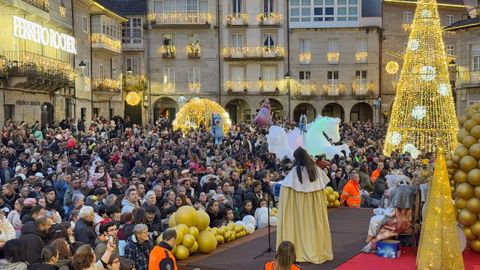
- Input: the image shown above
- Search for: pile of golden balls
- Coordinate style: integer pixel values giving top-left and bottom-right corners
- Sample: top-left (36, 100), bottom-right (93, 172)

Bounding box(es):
top-left (159, 206), bottom-right (253, 260)
top-left (325, 186), bottom-right (341, 208)
top-left (446, 104), bottom-right (480, 253)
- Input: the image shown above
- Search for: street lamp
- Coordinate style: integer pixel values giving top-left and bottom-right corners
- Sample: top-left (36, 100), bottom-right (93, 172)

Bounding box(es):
top-left (78, 61), bottom-right (86, 76)
top-left (127, 67), bottom-right (133, 76)
top-left (284, 73), bottom-right (291, 121)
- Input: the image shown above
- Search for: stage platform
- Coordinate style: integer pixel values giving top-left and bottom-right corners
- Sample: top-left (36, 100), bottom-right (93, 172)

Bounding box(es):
top-left (178, 207), bottom-right (373, 270)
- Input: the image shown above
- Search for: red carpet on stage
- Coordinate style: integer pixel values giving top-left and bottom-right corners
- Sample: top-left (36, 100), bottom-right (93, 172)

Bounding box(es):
top-left (337, 248), bottom-right (480, 270)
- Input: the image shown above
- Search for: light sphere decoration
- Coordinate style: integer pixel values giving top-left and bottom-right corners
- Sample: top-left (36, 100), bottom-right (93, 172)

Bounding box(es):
top-left (386, 61), bottom-right (400, 74)
top-left (408, 39), bottom-right (420, 51)
top-left (420, 66), bottom-right (436, 81)
top-left (390, 132), bottom-right (402, 146)
top-left (439, 83), bottom-right (450, 96)
top-left (125, 92), bottom-right (141, 106)
top-left (173, 98), bottom-right (231, 134)
top-left (411, 106), bottom-right (427, 120)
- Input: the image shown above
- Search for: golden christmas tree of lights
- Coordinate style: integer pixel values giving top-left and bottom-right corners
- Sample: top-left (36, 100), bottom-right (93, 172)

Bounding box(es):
top-left (417, 149), bottom-right (464, 270)
top-left (383, 0), bottom-right (458, 158)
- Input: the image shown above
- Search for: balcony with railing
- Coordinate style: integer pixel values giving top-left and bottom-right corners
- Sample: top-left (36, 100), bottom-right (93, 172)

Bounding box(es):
top-left (93, 78), bottom-right (122, 94)
top-left (294, 82), bottom-right (318, 96)
top-left (299, 52), bottom-right (311, 65)
top-left (188, 82), bottom-right (201, 93)
top-left (355, 52), bottom-right (368, 64)
top-left (402, 23), bottom-right (412, 32)
top-left (148, 12), bottom-right (214, 28)
top-left (222, 46), bottom-right (285, 61)
top-left (352, 81), bottom-right (375, 97)
top-left (322, 82), bottom-right (346, 97)
top-left (160, 45), bottom-right (176, 59)
top-left (160, 82), bottom-right (175, 93)
top-left (226, 14), bottom-right (249, 26)
top-left (257, 80), bottom-right (281, 92)
top-left (327, 52), bottom-right (340, 64)
top-left (458, 71), bottom-right (480, 87)
top-left (225, 80), bottom-right (248, 92)
top-left (257, 13), bottom-right (282, 26)
top-left (22, 0), bottom-right (49, 12)
top-left (186, 43), bottom-right (201, 59)
top-left (124, 74), bottom-right (147, 91)
top-left (1, 51), bottom-right (74, 90)
top-left (91, 33), bottom-right (122, 54)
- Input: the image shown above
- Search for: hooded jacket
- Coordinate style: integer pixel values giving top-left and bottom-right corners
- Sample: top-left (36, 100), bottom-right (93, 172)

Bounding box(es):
top-left (18, 221), bottom-right (47, 264)
top-left (0, 260), bottom-right (28, 270)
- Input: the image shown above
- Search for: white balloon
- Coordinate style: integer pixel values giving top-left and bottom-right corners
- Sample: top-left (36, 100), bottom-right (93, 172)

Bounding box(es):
top-left (458, 225), bottom-right (466, 252)
top-left (269, 216), bottom-right (278, 226)
top-left (235, 221), bottom-right (245, 227)
top-left (257, 213), bottom-right (269, 229)
top-left (242, 215), bottom-right (256, 227)
top-left (245, 224), bottom-right (255, 234)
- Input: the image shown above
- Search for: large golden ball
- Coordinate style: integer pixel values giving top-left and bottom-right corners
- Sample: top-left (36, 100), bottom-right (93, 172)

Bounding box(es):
top-left (452, 155), bottom-right (461, 162)
top-left (188, 226), bottom-right (199, 239)
top-left (197, 230), bottom-right (218, 254)
top-left (463, 136), bottom-right (478, 148)
top-left (175, 206), bottom-right (198, 227)
top-left (464, 119), bottom-right (477, 132)
top-left (471, 126), bottom-right (480, 139)
top-left (182, 234), bottom-right (196, 249)
top-left (464, 227), bottom-right (478, 241)
top-left (188, 241), bottom-right (198, 253)
top-left (472, 113), bottom-right (480, 124)
top-left (469, 239), bottom-right (480, 252)
top-left (176, 224), bottom-right (189, 235)
top-left (168, 213), bottom-right (177, 228)
top-left (386, 61), bottom-right (399, 74)
top-left (457, 183), bottom-right (474, 199)
top-left (468, 169), bottom-right (480, 185)
top-left (125, 92), bottom-right (141, 106)
top-left (467, 197), bottom-right (480, 213)
top-left (174, 245), bottom-right (189, 260)
top-left (458, 115), bottom-right (468, 126)
top-left (456, 198), bottom-right (467, 209)
top-left (455, 146), bottom-right (470, 158)
top-left (454, 170), bottom-right (468, 183)
top-left (470, 144), bottom-right (480, 159)
top-left (475, 186), bottom-right (480, 198)
top-left (471, 220), bottom-right (480, 237)
top-left (459, 209), bottom-right (477, 226)
top-left (446, 160), bottom-right (455, 168)
top-left (196, 210), bottom-right (210, 231)
top-left (174, 228), bottom-right (184, 245)
top-left (216, 235), bottom-right (225, 244)
top-left (460, 156), bottom-right (478, 172)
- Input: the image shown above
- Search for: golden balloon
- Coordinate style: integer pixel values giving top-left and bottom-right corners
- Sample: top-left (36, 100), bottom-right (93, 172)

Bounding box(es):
top-left (467, 197), bottom-right (480, 214)
top-left (188, 226), bottom-right (199, 239)
top-left (468, 169), bottom-right (480, 185)
top-left (471, 126), bottom-right (480, 139)
top-left (196, 210), bottom-right (210, 231)
top-left (175, 206), bottom-right (198, 227)
top-left (463, 136), bottom-right (477, 148)
top-left (470, 144), bottom-right (480, 159)
top-left (469, 239), bottom-right (480, 252)
top-left (475, 186), bottom-right (480, 198)
top-left (216, 235), bottom-right (225, 244)
top-left (176, 224), bottom-right (189, 235)
top-left (174, 245), bottom-right (189, 260)
top-left (197, 230), bottom-right (218, 254)
top-left (386, 61), bottom-right (399, 74)
top-left (460, 156), bottom-right (477, 172)
top-left (188, 241), bottom-right (198, 253)
top-left (456, 198), bottom-right (467, 209)
top-left (459, 209), bottom-right (477, 226)
top-left (173, 98), bottom-right (231, 134)
top-left (458, 115), bottom-right (468, 126)
top-left (455, 146), bottom-right (469, 158)
top-left (168, 213), bottom-right (176, 228)
top-left (174, 228), bottom-right (184, 245)
top-left (182, 234), bottom-right (196, 249)
top-left (464, 119), bottom-right (477, 132)
top-left (456, 182), bottom-right (474, 199)
top-left (125, 92), bottom-right (141, 106)
top-left (472, 113), bottom-right (480, 124)
top-left (464, 227), bottom-right (477, 241)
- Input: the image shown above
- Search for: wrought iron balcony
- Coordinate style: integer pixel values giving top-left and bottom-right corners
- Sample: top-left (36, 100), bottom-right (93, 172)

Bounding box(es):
top-left (22, 0), bottom-right (49, 12)
top-left (402, 23), bottom-right (412, 32)
top-left (148, 12), bottom-right (214, 27)
top-left (188, 82), bottom-right (201, 93)
top-left (257, 13), bottom-right (282, 26)
top-left (294, 82), bottom-right (318, 96)
top-left (327, 52), bottom-right (340, 64)
top-left (257, 80), bottom-right (281, 92)
top-left (322, 82), bottom-right (346, 96)
top-left (299, 52), bottom-right (311, 65)
top-left (222, 46), bottom-right (285, 61)
top-left (225, 80), bottom-right (249, 92)
top-left (355, 52), bottom-right (368, 64)
top-left (124, 74), bottom-right (147, 91)
top-left (161, 82), bottom-right (175, 93)
top-left (93, 78), bottom-right (122, 93)
top-left (458, 71), bottom-right (480, 87)
top-left (91, 33), bottom-right (122, 54)
top-left (226, 14), bottom-right (249, 26)
top-left (352, 81), bottom-right (375, 96)
top-left (160, 45), bottom-right (176, 59)
top-left (186, 43), bottom-right (201, 59)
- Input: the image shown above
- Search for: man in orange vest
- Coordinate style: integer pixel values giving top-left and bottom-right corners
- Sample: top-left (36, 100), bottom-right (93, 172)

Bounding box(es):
top-left (149, 229), bottom-right (178, 270)
top-left (340, 172), bottom-right (361, 208)
top-left (370, 162), bottom-right (384, 184)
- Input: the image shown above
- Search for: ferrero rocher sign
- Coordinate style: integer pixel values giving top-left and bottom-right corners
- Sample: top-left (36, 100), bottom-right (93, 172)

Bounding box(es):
top-left (13, 16), bottom-right (77, 55)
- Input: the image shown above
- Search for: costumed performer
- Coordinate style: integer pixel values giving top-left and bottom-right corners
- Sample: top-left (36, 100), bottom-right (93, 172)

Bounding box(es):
top-left (211, 113), bottom-right (224, 145)
top-left (277, 147), bottom-right (333, 264)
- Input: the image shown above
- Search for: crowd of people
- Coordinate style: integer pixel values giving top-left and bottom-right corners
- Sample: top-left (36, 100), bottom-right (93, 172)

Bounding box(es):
top-left (0, 114), bottom-right (429, 269)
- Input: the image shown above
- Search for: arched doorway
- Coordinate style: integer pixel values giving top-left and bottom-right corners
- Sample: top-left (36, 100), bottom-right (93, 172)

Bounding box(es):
top-left (41, 102), bottom-right (53, 127)
top-left (321, 103), bottom-right (344, 122)
top-left (257, 98), bottom-right (284, 121)
top-left (350, 102), bottom-right (373, 122)
top-left (293, 103), bottom-right (316, 122)
top-left (154, 97), bottom-right (178, 124)
top-left (225, 99), bottom-right (251, 124)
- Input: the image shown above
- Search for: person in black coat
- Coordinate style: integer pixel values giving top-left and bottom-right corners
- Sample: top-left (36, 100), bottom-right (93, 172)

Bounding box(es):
top-left (73, 206), bottom-right (97, 247)
top-left (19, 216), bottom-right (52, 264)
top-left (372, 169), bottom-right (389, 201)
top-left (27, 245), bottom-right (60, 270)
top-left (244, 181), bottom-right (263, 212)
top-left (44, 188), bottom-right (65, 218)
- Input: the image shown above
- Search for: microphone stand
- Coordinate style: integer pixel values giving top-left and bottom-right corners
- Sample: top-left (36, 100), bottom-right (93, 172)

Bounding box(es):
top-left (254, 197), bottom-right (275, 259)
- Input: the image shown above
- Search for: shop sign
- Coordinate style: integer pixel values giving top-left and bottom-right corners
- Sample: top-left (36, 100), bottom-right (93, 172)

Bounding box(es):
top-left (16, 100), bottom-right (41, 106)
top-left (13, 16), bottom-right (77, 54)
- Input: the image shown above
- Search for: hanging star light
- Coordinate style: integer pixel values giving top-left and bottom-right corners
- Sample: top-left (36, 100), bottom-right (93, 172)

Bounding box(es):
top-left (390, 132), bottom-right (402, 146)
top-left (383, 0), bottom-right (458, 157)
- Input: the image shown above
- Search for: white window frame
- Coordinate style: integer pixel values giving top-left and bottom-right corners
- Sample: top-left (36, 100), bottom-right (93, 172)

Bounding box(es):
top-left (122, 18), bottom-right (143, 44)
top-left (232, 0), bottom-right (243, 14)
top-left (99, 64), bottom-right (105, 80)
top-left (446, 45), bottom-right (455, 56)
top-left (328, 38), bottom-right (339, 53)
top-left (474, 56), bottom-right (480, 71)
top-left (446, 15), bottom-right (454, 26)
top-left (263, 33), bottom-right (276, 49)
top-left (262, 66), bottom-right (277, 81)
top-left (189, 67), bottom-right (200, 83)
top-left (231, 33), bottom-right (244, 49)
top-left (355, 70), bottom-right (367, 82)
top-left (327, 70), bottom-right (339, 83)
top-left (82, 16), bottom-right (88, 33)
top-left (264, 0), bottom-right (274, 15)
top-left (126, 58), bottom-right (139, 74)
top-left (162, 67), bottom-right (175, 84)
top-left (299, 39), bottom-right (311, 53)
top-left (356, 38), bottom-right (367, 52)
top-left (299, 70), bottom-right (311, 82)
top-left (404, 11), bottom-right (413, 23)
top-left (84, 61), bottom-right (91, 78)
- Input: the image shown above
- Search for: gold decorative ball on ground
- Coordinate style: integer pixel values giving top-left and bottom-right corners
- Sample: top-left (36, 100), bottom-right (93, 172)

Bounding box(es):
top-left (175, 206), bottom-right (198, 227)
top-left (475, 186), bottom-right (480, 198)
top-left (469, 240), bottom-right (480, 252)
top-left (468, 169), bottom-right (480, 185)
top-left (467, 197), bottom-right (480, 214)
top-left (174, 228), bottom-right (184, 245)
top-left (196, 210), bottom-right (210, 231)
top-left (197, 230), bottom-right (218, 254)
top-left (459, 209), bottom-right (477, 226)
top-left (463, 136), bottom-right (477, 148)
top-left (464, 119), bottom-right (477, 132)
top-left (458, 129), bottom-right (470, 143)
top-left (174, 245), bottom-right (189, 260)
top-left (454, 170), bottom-right (468, 183)
top-left (456, 198), bottom-right (467, 209)
top-left (460, 156), bottom-right (477, 172)
top-left (471, 220), bottom-right (480, 237)
top-left (168, 213), bottom-right (176, 228)
top-left (457, 182), bottom-right (474, 199)
top-left (177, 224), bottom-right (189, 235)
top-left (125, 92), bottom-right (141, 106)
top-left (470, 144), bottom-right (480, 159)
top-left (464, 227), bottom-right (477, 241)
top-left (188, 241), bottom-right (198, 253)
top-left (182, 234), bottom-right (196, 249)
top-left (189, 226), bottom-right (199, 239)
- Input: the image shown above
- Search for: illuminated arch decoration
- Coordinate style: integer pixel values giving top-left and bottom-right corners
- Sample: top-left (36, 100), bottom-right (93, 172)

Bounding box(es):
top-left (173, 98), bottom-right (231, 133)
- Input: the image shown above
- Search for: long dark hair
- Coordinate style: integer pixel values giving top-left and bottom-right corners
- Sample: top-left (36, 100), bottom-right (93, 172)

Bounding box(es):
top-left (293, 147), bottom-right (318, 183)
